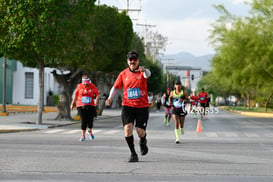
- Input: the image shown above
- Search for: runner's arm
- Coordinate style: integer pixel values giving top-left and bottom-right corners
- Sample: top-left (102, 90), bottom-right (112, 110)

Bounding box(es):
top-left (108, 87), bottom-right (119, 100)
top-left (143, 68), bottom-right (151, 78)
top-left (105, 87), bottom-right (119, 106)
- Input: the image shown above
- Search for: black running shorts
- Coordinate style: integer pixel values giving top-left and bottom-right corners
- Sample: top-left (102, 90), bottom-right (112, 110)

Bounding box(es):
top-left (172, 107), bottom-right (187, 117)
top-left (121, 106), bottom-right (149, 130)
top-left (200, 103), bottom-right (207, 108)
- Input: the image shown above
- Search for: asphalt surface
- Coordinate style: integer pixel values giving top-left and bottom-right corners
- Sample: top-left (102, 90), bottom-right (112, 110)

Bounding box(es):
top-left (1, 107), bottom-right (273, 182)
top-left (0, 106), bottom-right (272, 133)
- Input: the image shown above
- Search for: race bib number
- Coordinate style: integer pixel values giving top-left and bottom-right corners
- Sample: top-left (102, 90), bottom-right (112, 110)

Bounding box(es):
top-left (200, 97), bottom-right (205, 101)
top-left (127, 88), bottom-right (141, 99)
top-left (173, 99), bottom-right (184, 108)
top-left (82, 96), bottom-right (92, 104)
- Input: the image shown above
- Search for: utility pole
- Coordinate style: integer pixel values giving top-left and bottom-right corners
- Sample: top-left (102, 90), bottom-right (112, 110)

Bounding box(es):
top-left (99, 0), bottom-right (141, 14)
top-left (116, 0), bottom-right (141, 21)
top-left (148, 45), bottom-right (162, 62)
top-left (118, 0), bottom-right (141, 14)
top-left (136, 23), bottom-right (156, 53)
top-left (161, 58), bottom-right (174, 88)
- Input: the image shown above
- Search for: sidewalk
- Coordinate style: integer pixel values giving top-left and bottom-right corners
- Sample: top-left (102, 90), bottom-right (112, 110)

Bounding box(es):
top-left (0, 109), bottom-right (122, 133)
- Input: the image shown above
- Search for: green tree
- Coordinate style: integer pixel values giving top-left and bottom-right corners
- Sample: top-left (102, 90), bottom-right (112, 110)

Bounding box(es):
top-left (51, 4), bottom-right (134, 119)
top-left (0, 0), bottom-right (92, 124)
top-left (209, 0), bottom-right (273, 110)
top-left (130, 32), bottom-right (146, 60)
top-left (146, 59), bottom-right (163, 94)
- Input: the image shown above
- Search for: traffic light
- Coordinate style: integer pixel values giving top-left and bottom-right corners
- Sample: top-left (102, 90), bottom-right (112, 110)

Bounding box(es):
top-left (191, 74), bottom-right (194, 80)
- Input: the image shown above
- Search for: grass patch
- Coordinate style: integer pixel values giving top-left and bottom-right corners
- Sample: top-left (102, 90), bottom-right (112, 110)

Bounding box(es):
top-left (228, 106), bottom-right (273, 112)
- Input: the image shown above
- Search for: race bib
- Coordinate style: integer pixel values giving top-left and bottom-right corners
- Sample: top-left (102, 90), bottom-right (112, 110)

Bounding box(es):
top-left (82, 96), bottom-right (92, 104)
top-left (173, 99), bottom-right (184, 108)
top-left (127, 88), bottom-right (141, 99)
top-left (200, 97), bottom-right (205, 101)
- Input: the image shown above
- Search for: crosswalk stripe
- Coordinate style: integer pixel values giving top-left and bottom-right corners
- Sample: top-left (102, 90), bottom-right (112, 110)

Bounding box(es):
top-left (44, 129), bottom-right (65, 134)
top-left (104, 130), bottom-right (120, 135)
top-left (264, 133), bottom-right (273, 137)
top-left (41, 129), bottom-right (272, 139)
top-left (205, 132), bottom-right (218, 137)
top-left (244, 132), bottom-right (259, 137)
top-left (93, 129), bottom-right (102, 133)
top-left (224, 132), bottom-right (238, 137)
top-left (63, 130), bottom-right (79, 134)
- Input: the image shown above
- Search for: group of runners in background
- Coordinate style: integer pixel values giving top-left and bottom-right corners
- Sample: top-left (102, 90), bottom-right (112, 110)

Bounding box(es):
top-left (161, 85), bottom-right (210, 143)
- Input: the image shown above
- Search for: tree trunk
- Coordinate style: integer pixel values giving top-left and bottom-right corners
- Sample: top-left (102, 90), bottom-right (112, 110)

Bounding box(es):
top-left (37, 61), bottom-right (45, 125)
top-left (264, 91), bottom-right (273, 112)
top-left (241, 93), bottom-right (246, 109)
top-left (246, 91), bottom-right (250, 110)
top-left (51, 69), bottom-right (82, 120)
top-left (2, 57), bottom-right (7, 112)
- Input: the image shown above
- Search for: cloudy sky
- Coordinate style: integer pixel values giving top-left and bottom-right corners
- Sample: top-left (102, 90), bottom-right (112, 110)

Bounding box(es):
top-left (98, 0), bottom-right (252, 56)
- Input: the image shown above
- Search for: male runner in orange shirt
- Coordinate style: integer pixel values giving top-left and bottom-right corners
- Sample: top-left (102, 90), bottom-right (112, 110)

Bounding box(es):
top-left (105, 51), bottom-right (151, 162)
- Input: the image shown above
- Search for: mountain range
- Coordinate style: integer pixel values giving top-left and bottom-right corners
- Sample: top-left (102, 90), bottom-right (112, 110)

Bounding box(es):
top-left (162, 52), bottom-right (214, 71)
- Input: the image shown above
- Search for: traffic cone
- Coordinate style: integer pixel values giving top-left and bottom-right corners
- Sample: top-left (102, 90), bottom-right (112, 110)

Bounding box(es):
top-left (196, 119), bottom-right (202, 133)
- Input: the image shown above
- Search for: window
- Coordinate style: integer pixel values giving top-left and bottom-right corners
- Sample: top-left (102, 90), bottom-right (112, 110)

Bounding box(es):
top-left (25, 72), bottom-right (34, 99)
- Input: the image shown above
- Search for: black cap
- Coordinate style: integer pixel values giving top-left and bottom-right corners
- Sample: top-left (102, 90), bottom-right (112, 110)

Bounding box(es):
top-left (127, 51), bottom-right (139, 60)
top-left (175, 79), bottom-right (182, 85)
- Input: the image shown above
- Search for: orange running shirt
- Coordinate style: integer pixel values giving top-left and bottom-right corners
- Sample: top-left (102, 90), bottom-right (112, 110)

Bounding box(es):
top-left (199, 92), bottom-right (208, 104)
top-left (190, 95), bottom-right (199, 105)
top-left (113, 68), bottom-right (149, 108)
top-left (74, 83), bottom-right (100, 107)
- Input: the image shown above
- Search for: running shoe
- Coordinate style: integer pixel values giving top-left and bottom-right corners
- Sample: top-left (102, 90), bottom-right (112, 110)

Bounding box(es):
top-left (139, 138), bottom-right (148, 156)
top-left (128, 153), bottom-right (139, 162)
top-left (166, 122), bottom-right (170, 127)
top-left (79, 136), bottom-right (85, 142)
top-left (175, 140), bottom-right (180, 144)
top-left (89, 132), bottom-right (95, 140)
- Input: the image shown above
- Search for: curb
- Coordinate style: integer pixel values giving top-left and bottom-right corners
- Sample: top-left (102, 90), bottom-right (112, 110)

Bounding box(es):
top-left (0, 129), bottom-right (39, 133)
top-left (239, 111), bottom-right (273, 118)
top-left (220, 107), bottom-right (273, 118)
top-left (0, 112), bottom-right (9, 116)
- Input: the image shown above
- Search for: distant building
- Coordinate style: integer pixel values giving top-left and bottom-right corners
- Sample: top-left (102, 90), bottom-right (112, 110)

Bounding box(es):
top-left (164, 65), bottom-right (202, 91)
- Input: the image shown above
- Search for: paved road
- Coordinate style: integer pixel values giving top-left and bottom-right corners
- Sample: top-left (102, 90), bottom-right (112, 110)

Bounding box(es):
top-left (0, 108), bottom-right (273, 182)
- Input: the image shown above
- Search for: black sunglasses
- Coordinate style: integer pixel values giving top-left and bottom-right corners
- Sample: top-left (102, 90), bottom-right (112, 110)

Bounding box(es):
top-left (129, 58), bottom-right (138, 61)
